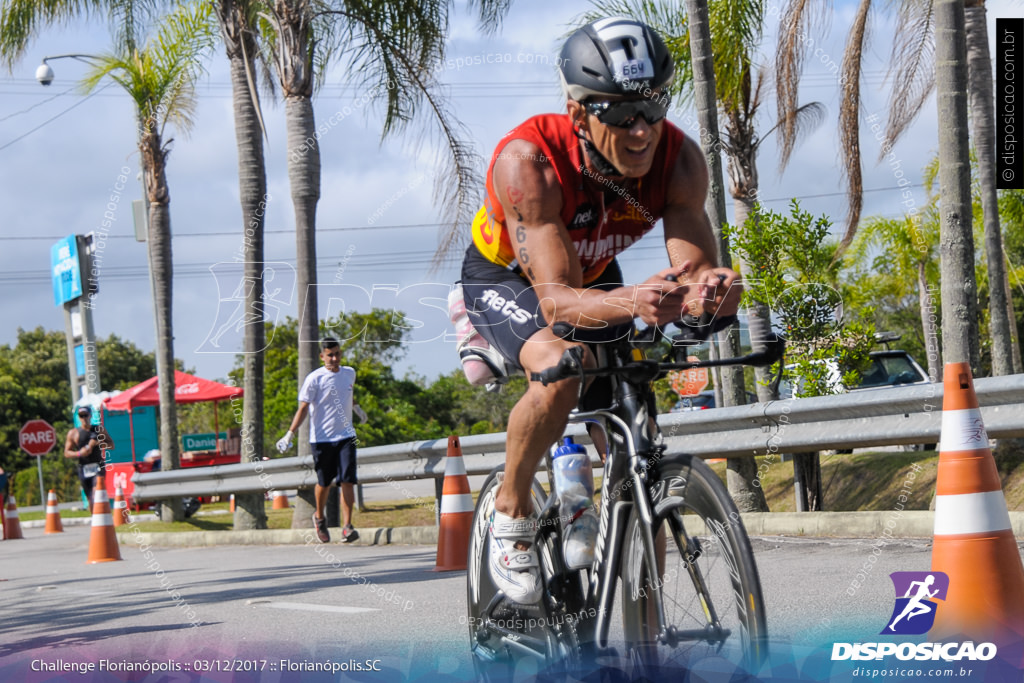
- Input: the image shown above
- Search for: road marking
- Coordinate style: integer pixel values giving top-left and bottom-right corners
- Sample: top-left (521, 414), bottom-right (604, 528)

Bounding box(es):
top-left (36, 585), bottom-right (114, 596)
top-left (245, 600), bottom-right (378, 614)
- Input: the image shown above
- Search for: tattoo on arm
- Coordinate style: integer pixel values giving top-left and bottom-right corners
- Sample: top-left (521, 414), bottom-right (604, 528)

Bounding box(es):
top-left (518, 247), bottom-right (530, 265)
top-left (507, 186), bottom-right (525, 222)
top-left (515, 224), bottom-right (527, 243)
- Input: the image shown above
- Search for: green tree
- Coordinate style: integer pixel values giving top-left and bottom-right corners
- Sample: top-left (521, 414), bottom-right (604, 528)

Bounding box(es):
top-left (728, 201), bottom-right (876, 511)
top-left (846, 207), bottom-right (942, 381)
top-left (0, 328), bottom-right (158, 491)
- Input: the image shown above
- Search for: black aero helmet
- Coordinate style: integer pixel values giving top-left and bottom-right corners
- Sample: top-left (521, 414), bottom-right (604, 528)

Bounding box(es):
top-left (559, 17), bottom-right (675, 101)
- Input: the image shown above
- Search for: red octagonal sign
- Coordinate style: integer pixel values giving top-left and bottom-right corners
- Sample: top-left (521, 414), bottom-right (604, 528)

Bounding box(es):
top-left (19, 419), bottom-right (57, 456)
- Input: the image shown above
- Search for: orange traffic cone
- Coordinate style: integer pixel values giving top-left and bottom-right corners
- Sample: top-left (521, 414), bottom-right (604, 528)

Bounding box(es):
top-left (930, 362), bottom-right (1024, 646)
top-left (44, 490), bottom-right (64, 534)
top-left (86, 477), bottom-right (122, 563)
top-left (433, 435), bottom-right (474, 571)
top-left (230, 494), bottom-right (235, 512)
top-left (111, 485), bottom-right (128, 527)
top-left (272, 490), bottom-right (290, 509)
top-left (3, 496), bottom-right (24, 540)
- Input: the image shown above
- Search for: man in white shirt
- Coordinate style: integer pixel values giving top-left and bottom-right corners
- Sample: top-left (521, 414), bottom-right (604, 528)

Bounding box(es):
top-left (277, 338), bottom-right (366, 543)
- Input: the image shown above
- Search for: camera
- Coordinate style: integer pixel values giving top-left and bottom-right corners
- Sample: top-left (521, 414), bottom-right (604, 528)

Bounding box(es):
top-left (35, 63), bottom-right (54, 86)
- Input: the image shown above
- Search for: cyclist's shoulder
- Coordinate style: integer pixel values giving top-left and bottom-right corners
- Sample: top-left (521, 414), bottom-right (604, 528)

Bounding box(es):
top-left (664, 131), bottom-right (710, 200)
top-left (494, 114), bottom-right (574, 161)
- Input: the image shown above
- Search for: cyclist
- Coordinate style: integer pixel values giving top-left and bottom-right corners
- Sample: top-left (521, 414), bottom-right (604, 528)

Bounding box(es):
top-left (460, 16), bottom-right (742, 605)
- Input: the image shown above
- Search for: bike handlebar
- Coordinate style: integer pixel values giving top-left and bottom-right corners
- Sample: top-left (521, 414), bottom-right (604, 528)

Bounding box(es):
top-left (530, 321), bottom-right (785, 386)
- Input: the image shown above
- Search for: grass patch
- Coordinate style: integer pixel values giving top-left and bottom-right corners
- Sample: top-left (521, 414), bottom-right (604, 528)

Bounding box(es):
top-left (708, 450), bottom-right (941, 512)
top-left (20, 509), bottom-right (92, 522)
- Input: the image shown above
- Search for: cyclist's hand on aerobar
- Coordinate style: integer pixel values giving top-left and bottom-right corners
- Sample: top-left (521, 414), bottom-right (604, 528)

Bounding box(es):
top-left (635, 265), bottom-right (692, 326)
top-left (690, 266), bottom-right (742, 318)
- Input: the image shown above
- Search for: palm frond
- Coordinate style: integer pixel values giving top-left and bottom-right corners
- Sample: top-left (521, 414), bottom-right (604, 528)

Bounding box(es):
top-left (774, 0), bottom-right (828, 170)
top-left (836, 0), bottom-right (871, 255)
top-left (467, 0), bottom-right (512, 34)
top-left (79, 0), bottom-right (215, 138)
top-left (882, 0), bottom-right (934, 157)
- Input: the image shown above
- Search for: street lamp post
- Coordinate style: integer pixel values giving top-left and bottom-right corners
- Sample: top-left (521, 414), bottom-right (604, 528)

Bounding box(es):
top-left (40, 54), bottom-right (107, 404)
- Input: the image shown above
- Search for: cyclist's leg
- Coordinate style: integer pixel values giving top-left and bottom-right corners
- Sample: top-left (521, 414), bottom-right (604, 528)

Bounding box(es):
top-left (497, 329), bottom-right (585, 518)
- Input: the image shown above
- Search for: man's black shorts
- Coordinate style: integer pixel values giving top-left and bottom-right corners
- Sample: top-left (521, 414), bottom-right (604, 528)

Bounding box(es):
top-left (460, 245), bottom-right (630, 370)
top-left (311, 437), bottom-right (358, 486)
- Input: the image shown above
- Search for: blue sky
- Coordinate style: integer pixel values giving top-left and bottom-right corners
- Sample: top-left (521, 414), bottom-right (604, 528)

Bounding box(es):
top-left (0, 0), bottom-right (1015, 388)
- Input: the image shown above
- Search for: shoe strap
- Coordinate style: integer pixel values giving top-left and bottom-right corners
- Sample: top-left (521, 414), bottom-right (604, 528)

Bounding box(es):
top-left (490, 509), bottom-right (538, 541)
top-left (496, 547), bottom-right (539, 570)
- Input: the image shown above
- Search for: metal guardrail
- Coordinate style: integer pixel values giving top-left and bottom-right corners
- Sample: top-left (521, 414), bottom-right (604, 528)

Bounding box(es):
top-left (130, 374), bottom-right (1024, 501)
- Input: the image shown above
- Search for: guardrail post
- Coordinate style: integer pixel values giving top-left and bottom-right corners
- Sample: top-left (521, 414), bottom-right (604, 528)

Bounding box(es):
top-left (434, 477), bottom-right (443, 527)
top-left (354, 483), bottom-right (365, 512)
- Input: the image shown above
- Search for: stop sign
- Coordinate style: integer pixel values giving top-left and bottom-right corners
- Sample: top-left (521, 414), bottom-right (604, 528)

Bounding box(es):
top-left (19, 419), bottom-right (57, 456)
top-left (669, 357), bottom-right (710, 397)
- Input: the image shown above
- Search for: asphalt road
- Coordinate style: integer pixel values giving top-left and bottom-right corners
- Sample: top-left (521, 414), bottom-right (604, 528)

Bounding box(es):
top-left (0, 525), bottom-right (1017, 682)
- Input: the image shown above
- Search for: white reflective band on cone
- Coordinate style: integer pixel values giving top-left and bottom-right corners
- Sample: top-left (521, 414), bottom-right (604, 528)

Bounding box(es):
top-left (91, 513), bottom-right (113, 526)
top-left (939, 408), bottom-right (990, 452)
top-left (934, 490), bottom-right (1012, 535)
top-left (441, 494), bottom-right (474, 514)
top-left (444, 456), bottom-right (467, 477)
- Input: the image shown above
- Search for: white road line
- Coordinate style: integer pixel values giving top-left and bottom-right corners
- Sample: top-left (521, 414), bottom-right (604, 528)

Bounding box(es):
top-left (245, 600), bottom-right (379, 614)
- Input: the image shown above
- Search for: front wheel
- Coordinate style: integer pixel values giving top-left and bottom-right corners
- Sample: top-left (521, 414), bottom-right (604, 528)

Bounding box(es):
top-left (466, 467), bottom-right (583, 681)
top-left (621, 453), bottom-right (768, 678)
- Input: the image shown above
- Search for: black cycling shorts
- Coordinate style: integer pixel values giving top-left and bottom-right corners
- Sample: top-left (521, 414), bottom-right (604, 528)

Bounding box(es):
top-left (460, 245), bottom-right (630, 370)
top-left (311, 437), bottom-right (358, 486)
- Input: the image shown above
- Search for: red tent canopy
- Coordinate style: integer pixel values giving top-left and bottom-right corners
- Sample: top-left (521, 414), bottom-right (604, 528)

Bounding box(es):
top-left (104, 370), bottom-right (243, 411)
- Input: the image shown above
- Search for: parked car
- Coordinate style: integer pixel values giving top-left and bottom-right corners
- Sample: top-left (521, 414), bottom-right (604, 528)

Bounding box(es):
top-left (779, 350), bottom-right (930, 398)
top-left (779, 336), bottom-right (934, 450)
top-left (672, 390), bottom-right (758, 412)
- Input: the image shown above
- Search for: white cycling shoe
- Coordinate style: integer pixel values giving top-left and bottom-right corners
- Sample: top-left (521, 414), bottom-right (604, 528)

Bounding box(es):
top-left (488, 508), bottom-right (542, 605)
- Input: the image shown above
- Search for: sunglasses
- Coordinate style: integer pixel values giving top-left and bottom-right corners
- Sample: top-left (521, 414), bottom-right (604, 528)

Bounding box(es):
top-left (584, 96), bottom-right (672, 128)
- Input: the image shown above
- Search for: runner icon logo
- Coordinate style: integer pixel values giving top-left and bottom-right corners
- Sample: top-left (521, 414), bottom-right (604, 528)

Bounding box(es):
top-left (881, 571), bottom-right (949, 635)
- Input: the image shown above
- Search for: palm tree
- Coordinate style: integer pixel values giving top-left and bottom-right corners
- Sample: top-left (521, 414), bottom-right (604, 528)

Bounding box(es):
top-left (261, 0), bottom-right (510, 527)
top-left (935, 0), bottom-right (980, 369)
top-left (681, 0), bottom-right (764, 512)
top-left (848, 210), bottom-right (942, 381)
top-left (78, 1), bottom-right (216, 520)
top-left (777, 0), bottom-right (990, 369)
top-left (965, 0), bottom-right (1017, 375)
top-left (215, 0), bottom-right (270, 530)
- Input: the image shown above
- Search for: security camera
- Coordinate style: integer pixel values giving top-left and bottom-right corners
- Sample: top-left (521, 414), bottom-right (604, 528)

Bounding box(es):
top-left (36, 63), bottom-right (54, 86)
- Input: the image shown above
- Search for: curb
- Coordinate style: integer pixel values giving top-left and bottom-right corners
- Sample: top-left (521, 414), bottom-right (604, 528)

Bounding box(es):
top-left (118, 525), bottom-right (440, 548)
top-left (113, 510), bottom-right (1024, 548)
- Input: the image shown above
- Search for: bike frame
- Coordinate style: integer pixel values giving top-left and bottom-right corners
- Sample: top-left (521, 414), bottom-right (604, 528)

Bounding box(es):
top-left (530, 339), bottom-right (674, 653)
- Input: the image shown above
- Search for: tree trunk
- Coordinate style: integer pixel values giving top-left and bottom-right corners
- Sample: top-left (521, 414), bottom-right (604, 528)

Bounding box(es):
top-left (287, 93), bottom-right (321, 527)
top-left (965, 0), bottom-right (1013, 376)
top-left (732, 190), bottom-right (776, 403)
top-left (271, 0), bottom-right (320, 528)
top-left (919, 260), bottom-right (943, 382)
top-left (141, 129), bottom-right (181, 523)
top-left (684, 0), bottom-right (766, 512)
top-left (219, 1), bottom-right (269, 530)
top-left (935, 0), bottom-right (981, 370)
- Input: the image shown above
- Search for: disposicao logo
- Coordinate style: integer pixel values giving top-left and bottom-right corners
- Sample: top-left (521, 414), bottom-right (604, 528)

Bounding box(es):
top-left (882, 571), bottom-right (949, 635)
top-left (831, 571), bottom-right (998, 662)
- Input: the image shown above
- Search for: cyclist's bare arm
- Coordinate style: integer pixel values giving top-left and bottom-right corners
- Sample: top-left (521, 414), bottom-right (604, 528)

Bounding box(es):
top-left (661, 135), bottom-right (742, 318)
top-left (491, 138), bottom-right (688, 329)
